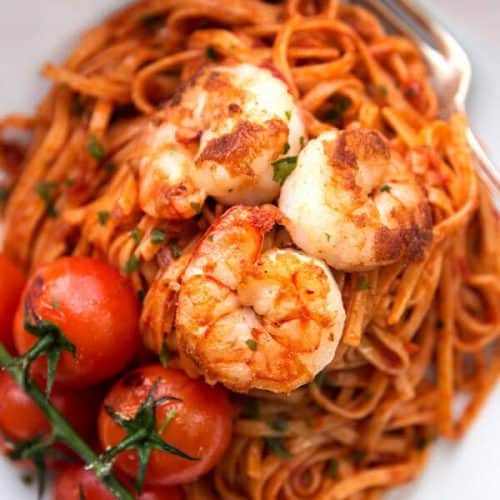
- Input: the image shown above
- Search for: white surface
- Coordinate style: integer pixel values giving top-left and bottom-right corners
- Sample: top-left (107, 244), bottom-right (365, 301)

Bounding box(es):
top-left (0, 1), bottom-right (499, 498)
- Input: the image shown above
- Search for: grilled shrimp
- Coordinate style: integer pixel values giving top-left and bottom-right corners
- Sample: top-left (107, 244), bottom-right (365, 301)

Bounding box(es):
top-left (138, 63), bottom-right (304, 219)
top-left (279, 128), bottom-right (432, 271)
top-left (175, 205), bottom-right (346, 393)
top-left (193, 63), bottom-right (305, 205)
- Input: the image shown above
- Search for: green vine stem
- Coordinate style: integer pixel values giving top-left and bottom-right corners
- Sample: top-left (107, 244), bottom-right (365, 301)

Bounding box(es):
top-left (0, 343), bottom-right (134, 500)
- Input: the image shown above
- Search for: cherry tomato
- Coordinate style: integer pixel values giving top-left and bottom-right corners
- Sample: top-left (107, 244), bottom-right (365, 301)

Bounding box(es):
top-left (14, 256), bottom-right (140, 387)
top-left (98, 365), bottom-right (232, 486)
top-left (0, 253), bottom-right (25, 352)
top-left (53, 465), bottom-right (184, 500)
top-left (0, 370), bottom-right (102, 464)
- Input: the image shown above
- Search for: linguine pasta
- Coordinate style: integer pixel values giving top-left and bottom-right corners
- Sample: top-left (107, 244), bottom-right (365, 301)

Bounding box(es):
top-left (0, 1), bottom-right (499, 498)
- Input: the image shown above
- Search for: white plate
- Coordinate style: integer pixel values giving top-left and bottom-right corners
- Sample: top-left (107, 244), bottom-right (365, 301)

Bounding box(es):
top-left (0, 1), bottom-right (499, 498)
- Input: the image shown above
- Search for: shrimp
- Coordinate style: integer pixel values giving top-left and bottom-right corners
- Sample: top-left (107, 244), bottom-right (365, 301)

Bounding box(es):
top-left (193, 64), bottom-right (305, 205)
top-left (138, 122), bottom-right (206, 220)
top-left (279, 128), bottom-right (433, 271)
top-left (137, 63), bottom-right (304, 219)
top-left (175, 205), bottom-right (346, 393)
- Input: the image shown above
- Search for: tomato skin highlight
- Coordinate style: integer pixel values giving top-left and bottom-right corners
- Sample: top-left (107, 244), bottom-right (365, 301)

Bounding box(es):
top-left (13, 256), bottom-right (140, 387)
top-left (53, 465), bottom-right (184, 500)
top-left (0, 253), bottom-right (25, 352)
top-left (98, 365), bottom-right (233, 486)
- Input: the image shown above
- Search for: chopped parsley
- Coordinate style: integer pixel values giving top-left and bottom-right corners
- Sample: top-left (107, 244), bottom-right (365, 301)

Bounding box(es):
top-left (285, 110), bottom-right (292, 121)
top-left (356, 275), bottom-right (372, 291)
top-left (351, 450), bottom-right (366, 463)
top-left (299, 136), bottom-right (305, 148)
top-left (313, 370), bottom-right (337, 389)
top-left (87, 135), bottom-right (105, 161)
top-left (325, 459), bottom-right (339, 479)
top-left (266, 437), bottom-right (293, 459)
top-left (380, 184), bottom-right (391, 193)
top-left (160, 340), bottom-right (170, 367)
top-left (205, 45), bottom-right (218, 62)
top-left (304, 417), bottom-right (315, 428)
top-left (325, 232), bottom-right (331, 242)
top-left (97, 210), bottom-right (110, 225)
top-left (130, 227), bottom-right (141, 243)
top-left (51, 300), bottom-right (60, 310)
top-left (36, 181), bottom-right (58, 218)
top-left (137, 289), bottom-right (146, 304)
top-left (266, 418), bottom-right (288, 432)
top-left (123, 254), bottom-right (140, 274)
top-left (416, 435), bottom-right (435, 451)
top-left (242, 400), bottom-right (260, 420)
top-left (150, 228), bottom-right (167, 245)
top-left (323, 95), bottom-right (351, 121)
top-left (272, 156), bottom-right (297, 185)
top-left (104, 161), bottom-right (116, 174)
top-left (170, 242), bottom-right (181, 259)
top-left (190, 202), bottom-right (202, 214)
top-left (0, 186), bottom-right (9, 203)
top-left (283, 142), bottom-right (290, 154)
top-left (246, 338), bottom-right (258, 351)
top-left (71, 96), bottom-right (84, 117)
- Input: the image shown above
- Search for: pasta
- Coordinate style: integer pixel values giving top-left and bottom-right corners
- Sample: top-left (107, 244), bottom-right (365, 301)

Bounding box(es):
top-left (0, 0), bottom-right (499, 498)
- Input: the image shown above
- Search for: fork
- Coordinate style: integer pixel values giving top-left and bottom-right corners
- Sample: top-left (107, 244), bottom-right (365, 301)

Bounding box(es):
top-left (352, 0), bottom-right (500, 198)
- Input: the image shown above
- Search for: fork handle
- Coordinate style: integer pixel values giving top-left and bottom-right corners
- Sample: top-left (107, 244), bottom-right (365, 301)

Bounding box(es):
top-left (467, 128), bottom-right (500, 199)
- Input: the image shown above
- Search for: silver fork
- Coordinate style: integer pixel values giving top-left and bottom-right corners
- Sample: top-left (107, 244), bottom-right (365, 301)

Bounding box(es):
top-left (353, 0), bottom-right (500, 198)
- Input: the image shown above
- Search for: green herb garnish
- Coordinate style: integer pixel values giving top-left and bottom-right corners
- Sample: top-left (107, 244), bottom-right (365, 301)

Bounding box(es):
top-left (150, 228), bottom-right (167, 245)
top-left (123, 254), bottom-right (140, 274)
top-left (87, 135), bottom-right (105, 161)
top-left (242, 400), bottom-right (260, 420)
top-left (266, 418), bottom-right (288, 432)
top-left (323, 95), bottom-right (350, 121)
top-left (205, 45), bottom-right (218, 62)
top-left (170, 243), bottom-right (181, 259)
top-left (130, 227), bottom-right (141, 243)
top-left (326, 459), bottom-right (339, 479)
top-left (0, 186), bottom-right (9, 203)
top-left (356, 276), bottom-right (371, 291)
top-left (380, 184), bottom-right (391, 193)
top-left (266, 438), bottom-right (292, 459)
top-left (190, 202), bottom-right (201, 214)
top-left (351, 450), bottom-right (366, 463)
top-left (159, 340), bottom-right (170, 368)
top-left (35, 181), bottom-right (58, 218)
top-left (246, 339), bottom-right (257, 351)
top-left (272, 156), bottom-right (297, 185)
top-left (97, 210), bottom-right (110, 226)
top-left (103, 161), bottom-right (116, 174)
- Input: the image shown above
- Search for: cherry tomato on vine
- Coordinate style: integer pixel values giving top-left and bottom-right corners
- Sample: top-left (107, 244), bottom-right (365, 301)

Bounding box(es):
top-left (0, 370), bottom-right (102, 463)
top-left (14, 256), bottom-right (140, 387)
top-left (98, 365), bottom-right (233, 486)
top-left (0, 253), bottom-right (25, 352)
top-left (53, 465), bottom-right (184, 500)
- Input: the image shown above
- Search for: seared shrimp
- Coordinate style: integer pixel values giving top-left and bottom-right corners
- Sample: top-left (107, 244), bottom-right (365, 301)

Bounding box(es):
top-left (138, 63), bottom-right (304, 220)
top-left (279, 128), bottom-right (432, 271)
top-left (138, 122), bottom-right (205, 219)
top-left (175, 205), bottom-right (345, 393)
top-left (193, 64), bottom-right (305, 205)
